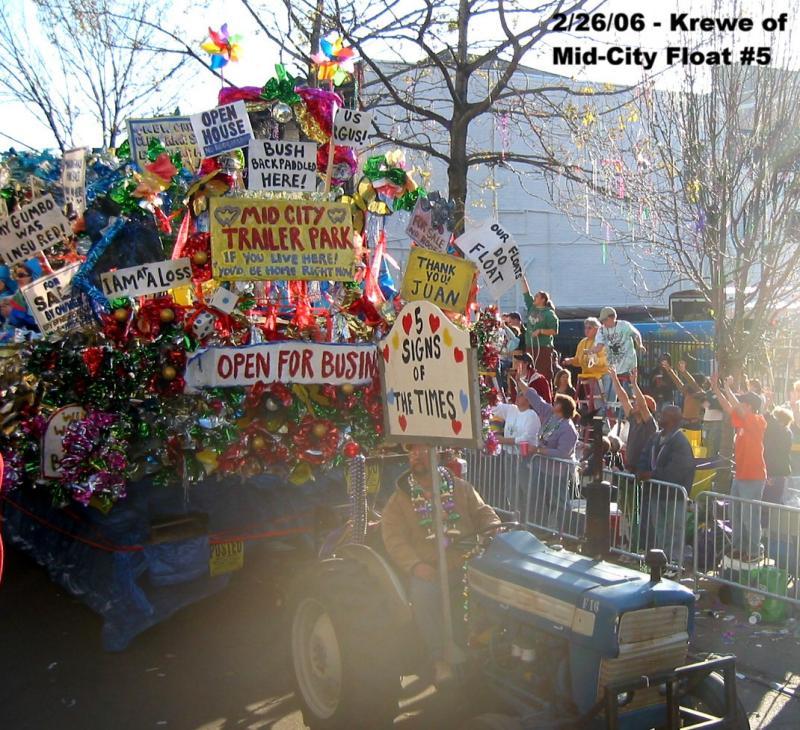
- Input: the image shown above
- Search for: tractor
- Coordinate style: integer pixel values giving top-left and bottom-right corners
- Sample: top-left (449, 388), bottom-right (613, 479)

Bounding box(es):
top-left (289, 452), bottom-right (749, 729)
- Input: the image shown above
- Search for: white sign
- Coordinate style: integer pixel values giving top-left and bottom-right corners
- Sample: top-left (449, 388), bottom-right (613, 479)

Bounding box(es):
top-left (0, 194), bottom-right (71, 265)
top-left (41, 405), bottom-right (86, 478)
top-left (247, 140), bottom-right (317, 192)
top-left (186, 341), bottom-right (378, 388)
top-left (379, 300), bottom-right (481, 447)
top-left (332, 107), bottom-right (373, 148)
top-left (456, 220), bottom-right (523, 300)
top-left (190, 101), bottom-right (254, 159)
top-left (61, 147), bottom-right (87, 215)
top-left (127, 116), bottom-right (201, 171)
top-left (405, 197), bottom-right (449, 252)
top-left (100, 258), bottom-right (192, 299)
top-left (209, 287), bottom-right (238, 314)
top-left (21, 262), bottom-right (95, 337)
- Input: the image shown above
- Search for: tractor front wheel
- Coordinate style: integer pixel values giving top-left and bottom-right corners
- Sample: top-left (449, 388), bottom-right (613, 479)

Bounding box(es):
top-left (682, 672), bottom-right (750, 729)
top-left (460, 714), bottom-right (523, 730)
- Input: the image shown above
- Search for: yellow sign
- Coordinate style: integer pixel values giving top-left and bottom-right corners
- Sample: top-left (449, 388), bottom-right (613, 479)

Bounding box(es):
top-left (210, 198), bottom-right (355, 281)
top-left (400, 248), bottom-right (476, 314)
top-left (209, 541), bottom-right (244, 576)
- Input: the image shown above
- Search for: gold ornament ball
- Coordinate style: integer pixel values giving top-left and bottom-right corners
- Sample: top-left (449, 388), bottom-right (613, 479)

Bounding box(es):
top-left (112, 307), bottom-right (129, 323)
top-left (159, 308), bottom-right (176, 323)
top-left (252, 436), bottom-right (267, 450)
top-left (265, 398), bottom-right (280, 412)
top-left (312, 422), bottom-right (328, 439)
top-left (192, 251), bottom-right (208, 266)
top-left (341, 384), bottom-right (355, 396)
top-left (161, 365), bottom-right (177, 381)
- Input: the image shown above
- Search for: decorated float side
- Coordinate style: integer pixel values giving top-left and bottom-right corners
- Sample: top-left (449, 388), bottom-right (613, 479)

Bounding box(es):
top-left (0, 32), bottom-right (517, 649)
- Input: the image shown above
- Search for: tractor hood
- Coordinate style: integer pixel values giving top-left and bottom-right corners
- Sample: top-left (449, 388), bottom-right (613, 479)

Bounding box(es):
top-left (468, 531), bottom-right (694, 655)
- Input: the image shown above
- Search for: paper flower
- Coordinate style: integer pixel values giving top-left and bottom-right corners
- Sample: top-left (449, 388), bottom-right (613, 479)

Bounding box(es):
top-left (201, 24), bottom-right (242, 70)
top-left (312, 33), bottom-right (358, 86)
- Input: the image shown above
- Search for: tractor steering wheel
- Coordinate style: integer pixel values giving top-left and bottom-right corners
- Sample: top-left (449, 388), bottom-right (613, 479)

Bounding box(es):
top-left (452, 521), bottom-right (523, 550)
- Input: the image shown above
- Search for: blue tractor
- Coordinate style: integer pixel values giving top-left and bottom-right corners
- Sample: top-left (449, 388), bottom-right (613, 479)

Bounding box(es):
top-left (290, 484), bottom-right (748, 729)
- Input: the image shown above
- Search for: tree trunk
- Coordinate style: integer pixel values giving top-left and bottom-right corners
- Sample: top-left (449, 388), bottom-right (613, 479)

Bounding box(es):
top-left (448, 129), bottom-right (468, 237)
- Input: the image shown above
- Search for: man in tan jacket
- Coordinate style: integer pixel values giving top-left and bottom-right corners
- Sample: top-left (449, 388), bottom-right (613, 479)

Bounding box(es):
top-left (381, 445), bottom-right (500, 682)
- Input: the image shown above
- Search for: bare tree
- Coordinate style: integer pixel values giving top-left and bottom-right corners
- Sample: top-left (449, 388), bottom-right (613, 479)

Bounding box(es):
top-left (0, 0), bottom-right (190, 151)
top-left (236, 0), bottom-right (609, 233)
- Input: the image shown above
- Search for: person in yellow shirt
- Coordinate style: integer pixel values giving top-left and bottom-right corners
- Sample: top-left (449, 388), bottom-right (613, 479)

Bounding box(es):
top-left (562, 317), bottom-right (610, 412)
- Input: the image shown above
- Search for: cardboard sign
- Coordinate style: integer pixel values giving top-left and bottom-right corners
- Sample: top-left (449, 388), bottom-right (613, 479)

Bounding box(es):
top-left (332, 108), bottom-right (373, 148)
top-left (186, 341), bottom-right (377, 388)
top-left (405, 197), bottom-right (450, 252)
top-left (190, 101), bottom-right (254, 159)
top-left (41, 405), bottom-right (86, 478)
top-left (456, 220), bottom-right (524, 300)
top-left (400, 248), bottom-right (476, 314)
top-left (0, 194), bottom-right (71, 264)
top-left (210, 541), bottom-right (244, 577)
top-left (100, 258), bottom-right (192, 299)
top-left (209, 198), bottom-right (355, 281)
top-left (61, 147), bottom-right (87, 215)
top-left (127, 116), bottom-right (201, 171)
top-left (247, 140), bottom-right (317, 192)
top-left (21, 262), bottom-right (95, 337)
top-left (379, 301), bottom-right (481, 447)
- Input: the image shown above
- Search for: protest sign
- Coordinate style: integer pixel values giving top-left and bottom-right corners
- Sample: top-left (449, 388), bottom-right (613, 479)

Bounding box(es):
top-left (185, 341), bottom-right (377, 388)
top-left (455, 220), bottom-right (523, 300)
top-left (0, 194), bottom-right (71, 265)
top-left (405, 196), bottom-right (450, 253)
top-left (100, 258), bottom-right (192, 299)
top-left (61, 147), bottom-right (87, 215)
top-left (190, 101), bottom-right (253, 159)
top-left (21, 263), bottom-right (95, 337)
top-left (127, 116), bottom-right (201, 171)
top-left (332, 107), bottom-right (373, 148)
top-left (247, 140), bottom-right (317, 192)
top-left (209, 198), bottom-right (355, 281)
top-left (379, 300), bottom-right (481, 447)
top-left (400, 248), bottom-right (476, 315)
top-left (41, 405), bottom-right (86, 478)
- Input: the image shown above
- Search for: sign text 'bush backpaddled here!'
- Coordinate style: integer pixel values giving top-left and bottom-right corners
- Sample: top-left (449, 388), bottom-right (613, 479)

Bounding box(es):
top-left (209, 198), bottom-right (355, 281)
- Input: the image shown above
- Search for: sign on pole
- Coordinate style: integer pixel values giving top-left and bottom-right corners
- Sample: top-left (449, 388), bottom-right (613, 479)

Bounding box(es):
top-left (127, 116), bottom-right (201, 171)
top-left (190, 101), bottom-right (254, 159)
top-left (379, 300), bottom-right (481, 447)
top-left (0, 194), bottom-right (71, 264)
top-left (209, 197), bottom-right (355, 281)
top-left (400, 248), bottom-right (476, 315)
top-left (61, 147), bottom-right (87, 215)
top-left (247, 140), bottom-right (317, 192)
top-left (405, 196), bottom-right (450, 253)
top-left (455, 220), bottom-right (524, 300)
top-left (21, 262), bottom-right (95, 338)
top-left (99, 259), bottom-right (192, 299)
top-left (332, 108), bottom-right (373, 148)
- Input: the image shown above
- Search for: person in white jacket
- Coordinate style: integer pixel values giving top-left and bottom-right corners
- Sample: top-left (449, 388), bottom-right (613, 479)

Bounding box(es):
top-left (492, 389), bottom-right (541, 455)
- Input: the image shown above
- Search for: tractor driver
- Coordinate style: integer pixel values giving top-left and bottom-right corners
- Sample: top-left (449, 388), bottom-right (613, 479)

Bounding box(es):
top-left (381, 444), bottom-right (501, 684)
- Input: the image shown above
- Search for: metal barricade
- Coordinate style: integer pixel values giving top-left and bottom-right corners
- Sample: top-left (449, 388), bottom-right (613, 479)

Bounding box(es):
top-left (693, 491), bottom-right (800, 607)
top-left (463, 449), bottom-right (521, 519)
top-left (520, 455), bottom-right (583, 541)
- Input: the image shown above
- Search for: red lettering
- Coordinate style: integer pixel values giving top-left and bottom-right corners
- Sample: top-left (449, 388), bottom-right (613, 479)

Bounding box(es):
top-left (289, 226), bottom-right (304, 250)
top-left (218, 354), bottom-right (233, 379)
top-left (321, 351), bottom-right (333, 378)
top-left (301, 348), bottom-right (313, 378)
top-left (241, 206), bottom-right (261, 224)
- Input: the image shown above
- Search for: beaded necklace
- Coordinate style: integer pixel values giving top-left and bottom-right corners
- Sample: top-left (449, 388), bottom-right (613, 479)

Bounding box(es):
top-left (408, 467), bottom-right (461, 542)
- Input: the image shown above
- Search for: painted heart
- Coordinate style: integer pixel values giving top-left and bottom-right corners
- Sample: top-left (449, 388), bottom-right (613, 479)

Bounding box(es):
top-left (451, 419), bottom-right (462, 435)
top-left (442, 329), bottom-right (453, 347)
top-left (454, 347), bottom-right (464, 363)
top-left (459, 389), bottom-right (469, 413)
top-left (398, 414), bottom-right (408, 432)
top-left (213, 205), bottom-right (241, 227)
top-left (386, 389), bottom-right (396, 405)
top-left (326, 207), bottom-right (348, 225)
top-left (428, 313), bottom-right (440, 333)
top-left (402, 313), bottom-right (413, 335)
top-left (391, 333), bottom-right (400, 350)
top-left (382, 345), bottom-right (390, 363)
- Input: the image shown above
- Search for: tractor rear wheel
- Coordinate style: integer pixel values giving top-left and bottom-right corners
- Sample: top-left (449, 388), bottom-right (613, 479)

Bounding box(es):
top-left (460, 714), bottom-right (523, 730)
top-left (682, 672), bottom-right (750, 729)
top-left (290, 559), bottom-right (401, 730)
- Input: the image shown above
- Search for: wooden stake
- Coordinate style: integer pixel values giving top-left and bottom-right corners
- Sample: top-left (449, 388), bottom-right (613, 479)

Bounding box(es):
top-left (324, 101), bottom-right (338, 194)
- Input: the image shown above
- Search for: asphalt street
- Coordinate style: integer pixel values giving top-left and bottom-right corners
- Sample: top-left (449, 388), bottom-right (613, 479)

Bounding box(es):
top-left (0, 547), bottom-right (798, 729)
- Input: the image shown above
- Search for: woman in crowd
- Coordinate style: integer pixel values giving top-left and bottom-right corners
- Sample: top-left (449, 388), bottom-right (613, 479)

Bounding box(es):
top-left (553, 369), bottom-right (577, 399)
top-left (763, 406), bottom-right (793, 506)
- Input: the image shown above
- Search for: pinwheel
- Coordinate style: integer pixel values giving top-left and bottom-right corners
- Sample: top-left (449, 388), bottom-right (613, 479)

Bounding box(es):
top-left (311, 33), bottom-right (358, 86)
top-left (201, 24), bottom-right (242, 70)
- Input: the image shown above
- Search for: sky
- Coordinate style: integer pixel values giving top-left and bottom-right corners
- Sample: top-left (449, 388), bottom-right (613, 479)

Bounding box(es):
top-left (2, 0), bottom-right (800, 151)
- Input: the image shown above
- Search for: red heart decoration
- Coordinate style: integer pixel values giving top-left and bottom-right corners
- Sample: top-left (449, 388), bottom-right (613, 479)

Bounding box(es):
top-left (429, 314), bottom-right (440, 333)
top-left (382, 345), bottom-right (390, 363)
top-left (402, 313), bottom-right (413, 335)
top-left (451, 419), bottom-right (462, 435)
top-left (454, 347), bottom-right (464, 363)
top-left (398, 414), bottom-right (408, 432)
